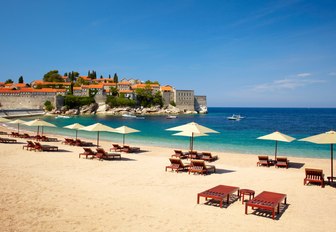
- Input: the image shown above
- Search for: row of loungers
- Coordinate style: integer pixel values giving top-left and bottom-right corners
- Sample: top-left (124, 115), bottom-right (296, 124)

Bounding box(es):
top-left (62, 138), bottom-right (94, 146)
top-left (172, 150), bottom-right (218, 162)
top-left (79, 147), bottom-right (121, 160)
top-left (197, 184), bottom-right (287, 220)
top-left (11, 132), bottom-right (58, 142)
top-left (166, 158), bottom-right (216, 175)
top-left (257, 155), bottom-right (289, 168)
top-left (110, 144), bottom-right (141, 153)
top-left (23, 141), bottom-right (58, 151)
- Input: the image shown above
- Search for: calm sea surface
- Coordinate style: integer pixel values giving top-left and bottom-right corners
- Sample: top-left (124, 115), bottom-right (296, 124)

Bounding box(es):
top-left (15, 107), bottom-right (336, 159)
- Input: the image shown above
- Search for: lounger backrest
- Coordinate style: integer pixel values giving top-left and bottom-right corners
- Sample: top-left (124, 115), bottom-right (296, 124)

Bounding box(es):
top-left (202, 152), bottom-right (212, 157)
top-left (191, 160), bottom-right (206, 168)
top-left (169, 158), bottom-right (182, 165)
top-left (258, 156), bottom-right (269, 161)
top-left (96, 148), bottom-right (106, 154)
top-left (174, 150), bottom-right (182, 155)
top-left (113, 144), bottom-right (120, 148)
top-left (276, 157), bottom-right (287, 162)
top-left (305, 168), bottom-right (323, 180)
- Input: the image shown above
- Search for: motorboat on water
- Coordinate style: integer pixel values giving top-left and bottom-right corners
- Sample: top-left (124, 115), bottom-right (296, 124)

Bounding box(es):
top-left (166, 115), bottom-right (177, 119)
top-left (227, 114), bottom-right (244, 121)
top-left (55, 115), bottom-right (71, 119)
top-left (122, 114), bottom-right (145, 119)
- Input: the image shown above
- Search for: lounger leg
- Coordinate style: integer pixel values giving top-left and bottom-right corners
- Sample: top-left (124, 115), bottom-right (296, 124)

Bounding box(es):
top-left (245, 203), bottom-right (248, 215)
top-left (197, 195), bottom-right (200, 204)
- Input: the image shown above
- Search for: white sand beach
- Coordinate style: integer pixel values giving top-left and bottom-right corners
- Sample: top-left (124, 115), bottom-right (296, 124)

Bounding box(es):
top-left (0, 125), bottom-right (335, 232)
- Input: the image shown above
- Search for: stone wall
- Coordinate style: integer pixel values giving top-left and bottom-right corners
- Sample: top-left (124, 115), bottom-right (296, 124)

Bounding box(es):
top-left (0, 95), bottom-right (56, 109)
top-left (174, 90), bottom-right (195, 111)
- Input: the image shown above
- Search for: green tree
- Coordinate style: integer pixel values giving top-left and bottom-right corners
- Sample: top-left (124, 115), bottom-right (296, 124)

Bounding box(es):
top-left (5, 79), bottom-right (14, 84)
top-left (44, 100), bottom-right (54, 111)
top-left (109, 87), bottom-right (119, 96)
top-left (64, 96), bottom-right (95, 108)
top-left (113, 73), bottom-right (118, 83)
top-left (145, 80), bottom-right (159, 85)
top-left (88, 70), bottom-right (97, 79)
top-left (18, 76), bottom-right (24, 83)
top-left (153, 92), bottom-right (163, 107)
top-left (43, 70), bottom-right (63, 82)
top-left (108, 74), bottom-right (111, 79)
top-left (135, 85), bottom-right (153, 107)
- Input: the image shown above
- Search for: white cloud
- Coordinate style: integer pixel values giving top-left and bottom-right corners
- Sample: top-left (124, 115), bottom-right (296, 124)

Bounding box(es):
top-left (252, 76), bottom-right (325, 92)
top-left (296, 73), bottom-right (312, 78)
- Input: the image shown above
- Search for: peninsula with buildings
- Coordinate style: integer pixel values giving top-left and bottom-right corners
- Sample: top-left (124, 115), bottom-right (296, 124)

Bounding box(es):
top-left (0, 70), bottom-right (207, 117)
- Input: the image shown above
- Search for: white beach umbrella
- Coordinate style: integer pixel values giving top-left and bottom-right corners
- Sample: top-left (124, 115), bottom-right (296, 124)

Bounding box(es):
top-left (79, 123), bottom-right (115, 147)
top-left (0, 117), bottom-right (11, 123)
top-left (173, 131), bottom-right (208, 151)
top-left (300, 130), bottom-right (336, 183)
top-left (23, 119), bottom-right (56, 135)
top-left (9, 119), bottom-right (26, 133)
top-left (167, 122), bottom-right (218, 151)
top-left (63, 123), bottom-right (85, 140)
top-left (257, 131), bottom-right (295, 160)
top-left (113, 126), bottom-right (140, 146)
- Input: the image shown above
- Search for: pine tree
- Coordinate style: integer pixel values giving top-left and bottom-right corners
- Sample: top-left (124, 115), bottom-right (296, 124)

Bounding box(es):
top-left (113, 73), bottom-right (118, 83)
top-left (18, 76), bottom-right (24, 83)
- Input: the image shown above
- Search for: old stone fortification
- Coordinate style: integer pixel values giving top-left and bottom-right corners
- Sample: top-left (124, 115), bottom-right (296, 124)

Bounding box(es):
top-left (0, 95), bottom-right (62, 110)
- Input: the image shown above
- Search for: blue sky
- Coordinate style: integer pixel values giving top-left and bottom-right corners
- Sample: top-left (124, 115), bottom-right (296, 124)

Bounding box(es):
top-left (0, 0), bottom-right (335, 107)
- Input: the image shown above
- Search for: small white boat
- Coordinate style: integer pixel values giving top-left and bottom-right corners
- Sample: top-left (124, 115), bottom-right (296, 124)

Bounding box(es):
top-left (227, 114), bottom-right (244, 121)
top-left (55, 115), bottom-right (71, 119)
top-left (122, 114), bottom-right (145, 119)
top-left (166, 115), bottom-right (177, 119)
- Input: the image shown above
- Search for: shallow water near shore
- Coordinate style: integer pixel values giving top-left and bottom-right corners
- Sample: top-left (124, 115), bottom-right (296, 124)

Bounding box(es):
top-left (11, 107), bottom-right (336, 159)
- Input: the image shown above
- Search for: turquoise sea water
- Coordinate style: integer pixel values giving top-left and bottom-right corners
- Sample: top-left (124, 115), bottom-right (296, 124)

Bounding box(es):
top-left (13, 107), bottom-right (336, 159)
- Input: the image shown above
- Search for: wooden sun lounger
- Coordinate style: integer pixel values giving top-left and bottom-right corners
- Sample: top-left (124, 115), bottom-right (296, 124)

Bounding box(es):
top-left (96, 148), bottom-right (121, 160)
top-left (245, 191), bottom-right (287, 220)
top-left (0, 137), bottom-right (17, 143)
top-left (79, 148), bottom-right (96, 159)
top-left (23, 141), bottom-right (36, 151)
top-left (187, 151), bottom-right (201, 159)
top-left (34, 142), bottom-right (58, 152)
top-left (188, 159), bottom-right (216, 175)
top-left (197, 185), bottom-right (240, 208)
top-left (110, 144), bottom-right (123, 152)
top-left (165, 158), bottom-right (190, 172)
top-left (275, 157), bottom-right (289, 169)
top-left (75, 139), bottom-right (93, 146)
top-left (257, 156), bottom-right (272, 167)
top-left (201, 152), bottom-right (218, 162)
top-left (171, 150), bottom-right (188, 159)
top-left (122, 145), bottom-right (140, 153)
top-left (304, 168), bottom-right (325, 188)
top-left (62, 138), bottom-right (76, 146)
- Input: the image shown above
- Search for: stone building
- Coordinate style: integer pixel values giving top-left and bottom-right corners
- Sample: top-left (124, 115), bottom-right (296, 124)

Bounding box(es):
top-left (173, 89), bottom-right (195, 111)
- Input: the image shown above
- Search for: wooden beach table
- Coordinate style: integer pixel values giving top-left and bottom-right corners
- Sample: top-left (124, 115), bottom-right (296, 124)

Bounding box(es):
top-left (245, 191), bottom-right (287, 220)
top-left (197, 185), bottom-right (239, 208)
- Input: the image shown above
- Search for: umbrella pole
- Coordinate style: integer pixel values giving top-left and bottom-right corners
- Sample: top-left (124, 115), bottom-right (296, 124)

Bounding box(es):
top-left (191, 133), bottom-right (194, 151)
top-left (331, 144), bottom-right (334, 182)
top-left (123, 134), bottom-right (125, 146)
top-left (37, 126), bottom-right (39, 136)
top-left (275, 140), bottom-right (278, 160)
top-left (17, 124), bottom-right (19, 133)
top-left (75, 130), bottom-right (78, 140)
top-left (97, 131), bottom-right (100, 147)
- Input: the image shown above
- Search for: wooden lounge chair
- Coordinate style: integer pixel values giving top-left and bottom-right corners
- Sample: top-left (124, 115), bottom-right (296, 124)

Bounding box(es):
top-left (62, 138), bottom-right (76, 145)
top-left (245, 191), bottom-right (287, 220)
top-left (110, 144), bottom-right (123, 152)
top-left (10, 132), bottom-right (20, 137)
top-left (201, 152), bottom-right (218, 162)
top-left (165, 158), bottom-right (190, 172)
top-left (275, 157), bottom-right (289, 169)
top-left (0, 137), bottom-right (17, 143)
top-left (188, 151), bottom-right (201, 159)
top-left (188, 159), bottom-right (216, 175)
top-left (79, 147), bottom-right (96, 159)
top-left (304, 168), bottom-right (325, 188)
top-left (23, 140), bottom-right (36, 151)
top-left (198, 185), bottom-right (239, 208)
top-left (75, 139), bottom-right (93, 146)
top-left (171, 150), bottom-right (188, 159)
top-left (257, 156), bottom-right (272, 167)
top-left (95, 148), bottom-right (121, 160)
top-left (122, 145), bottom-right (140, 153)
top-left (34, 142), bottom-right (58, 152)
top-left (41, 135), bottom-right (58, 142)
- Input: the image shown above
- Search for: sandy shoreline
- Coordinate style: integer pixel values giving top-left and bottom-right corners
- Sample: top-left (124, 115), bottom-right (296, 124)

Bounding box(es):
top-left (1, 125), bottom-right (335, 231)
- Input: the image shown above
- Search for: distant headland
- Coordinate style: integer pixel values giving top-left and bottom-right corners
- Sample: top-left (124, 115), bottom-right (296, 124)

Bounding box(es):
top-left (0, 70), bottom-right (207, 116)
